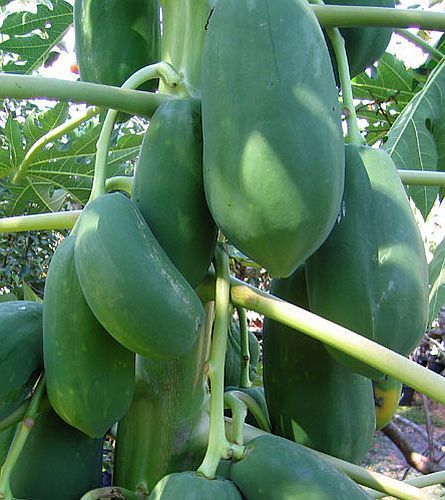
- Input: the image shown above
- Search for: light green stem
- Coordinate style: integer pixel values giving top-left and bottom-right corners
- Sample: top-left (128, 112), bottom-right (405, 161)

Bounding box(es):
top-left (399, 169), bottom-right (445, 186)
top-left (395, 29), bottom-right (444, 61)
top-left (237, 307), bottom-right (251, 388)
top-left (373, 470), bottom-right (445, 495)
top-left (0, 400), bottom-right (29, 433)
top-left (198, 244), bottom-right (244, 479)
top-left (223, 393), bottom-right (248, 445)
top-left (0, 211), bottom-right (81, 233)
top-left (12, 106), bottom-right (100, 184)
top-left (0, 376), bottom-right (46, 500)
top-left (89, 62), bottom-right (184, 200)
top-left (229, 279), bottom-right (445, 406)
top-left (225, 390), bottom-right (271, 433)
top-left (0, 74), bottom-right (172, 117)
top-left (311, 5), bottom-right (445, 31)
top-left (105, 176), bottom-right (133, 196)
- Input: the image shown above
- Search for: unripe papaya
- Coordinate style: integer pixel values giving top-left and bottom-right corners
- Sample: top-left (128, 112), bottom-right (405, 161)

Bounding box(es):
top-left (132, 98), bottom-right (217, 288)
top-left (0, 301), bottom-right (43, 420)
top-left (305, 145), bottom-right (428, 379)
top-left (43, 234), bottom-right (135, 438)
top-left (373, 376), bottom-right (402, 430)
top-left (201, 0), bottom-right (344, 277)
top-left (228, 434), bottom-right (372, 499)
top-left (74, 193), bottom-right (205, 359)
top-left (263, 267), bottom-right (375, 463)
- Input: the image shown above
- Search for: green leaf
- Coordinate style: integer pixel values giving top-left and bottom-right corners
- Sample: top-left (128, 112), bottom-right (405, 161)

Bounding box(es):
top-left (383, 58), bottom-right (445, 218)
top-left (4, 112), bottom-right (24, 168)
top-left (22, 282), bottom-right (43, 303)
top-left (429, 236), bottom-right (445, 324)
top-left (0, 0), bottom-right (73, 74)
top-left (23, 102), bottom-right (69, 144)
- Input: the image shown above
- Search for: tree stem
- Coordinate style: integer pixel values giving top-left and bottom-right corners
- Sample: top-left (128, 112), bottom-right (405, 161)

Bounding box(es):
top-left (395, 29), bottom-right (444, 61)
top-left (237, 307), bottom-right (251, 388)
top-left (311, 5), bottom-right (445, 31)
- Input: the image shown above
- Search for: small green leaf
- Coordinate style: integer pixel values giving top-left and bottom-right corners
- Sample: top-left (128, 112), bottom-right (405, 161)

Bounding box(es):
top-left (22, 282), bottom-right (43, 303)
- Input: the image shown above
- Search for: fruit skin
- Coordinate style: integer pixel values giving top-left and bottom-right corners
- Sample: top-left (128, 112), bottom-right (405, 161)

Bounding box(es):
top-left (373, 376), bottom-right (403, 430)
top-left (224, 317), bottom-right (260, 389)
top-left (132, 98), bottom-right (217, 288)
top-left (324, 0), bottom-right (395, 78)
top-left (114, 321), bottom-right (210, 494)
top-left (305, 145), bottom-right (428, 379)
top-left (148, 472), bottom-right (242, 499)
top-left (263, 267), bottom-right (375, 463)
top-left (201, 0), bottom-right (344, 278)
top-left (228, 434), bottom-right (372, 499)
top-left (74, 0), bottom-right (161, 91)
top-left (0, 301), bottom-right (43, 420)
top-left (43, 234), bottom-right (135, 438)
top-left (74, 192), bottom-right (205, 359)
top-left (10, 407), bottom-right (103, 500)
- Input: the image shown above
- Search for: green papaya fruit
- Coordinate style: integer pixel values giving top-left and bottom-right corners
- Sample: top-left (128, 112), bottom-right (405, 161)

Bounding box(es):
top-left (228, 434), bottom-right (372, 499)
top-left (201, 0), bottom-right (344, 278)
top-left (263, 267), bottom-right (375, 463)
top-left (114, 321), bottom-right (210, 494)
top-left (224, 317), bottom-right (260, 389)
top-left (324, 0), bottom-right (395, 79)
top-left (74, 0), bottom-right (161, 91)
top-left (10, 407), bottom-right (103, 500)
top-left (132, 98), bottom-right (217, 288)
top-left (0, 301), bottom-right (43, 420)
top-left (74, 192), bottom-right (205, 359)
top-left (305, 145), bottom-right (428, 379)
top-left (159, 0), bottom-right (212, 94)
top-left (148, 472), bottom-right (242, 499)
top-left (373, 375), bottom-right (402, 430)
top-left (43, 234), bottom-right (135, 438)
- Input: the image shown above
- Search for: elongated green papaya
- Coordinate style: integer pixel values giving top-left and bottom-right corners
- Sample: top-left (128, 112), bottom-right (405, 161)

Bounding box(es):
top-left (201, 0), bottom-right (344, 278)
top-left (0, 301), bottom-right (43, 420)
top-left (74, 0), bottom-right (161, 91)
top-left (74, 193), bottom-right (205, 359)
top-left (132, 98), bottom-right (217, 288)
top-left (10, 407), bottom-right (103, 500)
top-left (373, 376), bottom-right (402, 430)
top-left (324, 0), bottom-right (395, 78)
top-left (228, 434), bottom-right (372, 499)
top-left (114, 321), bottom-right (210, 494)
top-left (43, 234), bottom-right (135, 438)
top-left (149, 472), bottom-right (242, 499)
top-left (305, 145), bottom-right (428, 379)
top-left (263, 268), bottom-right (375, 463)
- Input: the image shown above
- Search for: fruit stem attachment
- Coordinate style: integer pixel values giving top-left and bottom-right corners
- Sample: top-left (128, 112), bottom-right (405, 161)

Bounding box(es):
top-left (12, 106), bottom-right (100, 184)
top-left (89, 62), bottom-right (185, 201)
top-left (198, 244), bottom-right (244, 479)
top-left (0, 376), bottom-right (46, 500)
top-left (225, 390), bottom-right (271, 433)
top-left (223, 393), bottom-right (248, 445)
top-left (237, 307), bottom-right (251, 388)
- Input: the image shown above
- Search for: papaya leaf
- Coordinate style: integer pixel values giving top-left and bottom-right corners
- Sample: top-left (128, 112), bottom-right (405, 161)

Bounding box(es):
top-left (0, 0), bottom-right (73, 74)
top-left (23, 101), bottom-right (69, 144)
top-left (429, 235), bottom-right (445, 325)
top-left (22, 282), bottom-right (43, 303)
top-left (383, 57), bottom-right (445, 219)
top-left (4, 112), bottom-right (24, 168)
top-left (2, 123), bottom-right (143, 215)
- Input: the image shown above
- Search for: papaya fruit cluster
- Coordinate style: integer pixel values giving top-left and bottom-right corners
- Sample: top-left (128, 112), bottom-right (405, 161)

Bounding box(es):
top-left (0, 0), bottom-right (430, 498)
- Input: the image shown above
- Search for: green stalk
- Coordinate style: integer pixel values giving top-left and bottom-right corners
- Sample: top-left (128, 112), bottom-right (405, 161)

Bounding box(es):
top-left (237, 307), bottom-right (251, 388)
top-left (395, 29), bottom-right (444, 62)
top-left (105, 176), bottom-right (133, 196)
top-left (223, 393), bottom-right (248, 446)
top-left (311, 5), bottom-right (445, 31)
top-left (0, 211), bottom-right (81, 234)
top-left (374, 470), bottom-right (445, 495)
top-left (312, 0), bottom-right (363, 145)
top-left (0, 376), bottom-right (46, 500)
top-left (0, 74), bottom-right (171, 117)
top-left (225, 390), bottom-right (271, 433)
top-left (0, 401), bottom-right (29, 433)
top-left (229, 279), bottom-right (445, 406)
top-left (89, 62), bottom-right (184, 201)
top-left (198, 244), bottom-right (244, 479)
top-left (399, 169), bottom-right (445, 186)
top-left (12, 106), bottom-right (100, 184)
